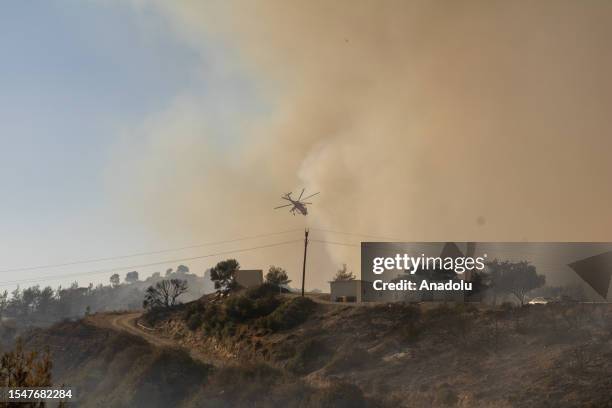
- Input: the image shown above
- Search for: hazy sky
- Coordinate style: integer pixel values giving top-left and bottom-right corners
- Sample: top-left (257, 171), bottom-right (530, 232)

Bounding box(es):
top-left (3, 1), bottom-right (612, 294)
top-left (0, 1), bottom-right (274, 291)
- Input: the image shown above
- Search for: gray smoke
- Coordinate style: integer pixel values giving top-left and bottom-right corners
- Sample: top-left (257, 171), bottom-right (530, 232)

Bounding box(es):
top-left (107, 0), bottom-right (612, 289)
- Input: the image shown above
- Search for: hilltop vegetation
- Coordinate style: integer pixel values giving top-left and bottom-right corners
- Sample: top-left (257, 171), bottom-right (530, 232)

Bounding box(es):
top-left (176, 283), bottom-right (315, 335)
top-left (143, 288), bottom-right (612, 407)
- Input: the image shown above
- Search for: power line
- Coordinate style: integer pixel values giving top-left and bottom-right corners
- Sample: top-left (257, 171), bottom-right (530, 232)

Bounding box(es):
top-left (0, 228), bottom-right (303, 275)
top-left (3, 223), bottom-right (587, 288)
top-left (310, 239), bottom-right (360, 248)
top-left (309, 228), bottom-right (404, 241)
top-left (310, 228), bottom-right (441, 245)
top-left (0, 239), bottom-right (302, 287)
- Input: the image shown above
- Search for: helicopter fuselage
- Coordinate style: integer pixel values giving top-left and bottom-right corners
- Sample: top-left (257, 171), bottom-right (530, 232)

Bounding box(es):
top-left (291, 200), bottom-right (308, 215)
top-left (284, 196), bottom-right (308, 215)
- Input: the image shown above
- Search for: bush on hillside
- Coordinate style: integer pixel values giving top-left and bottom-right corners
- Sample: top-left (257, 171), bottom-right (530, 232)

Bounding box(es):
top-left (183, 301), bottom-right (206, 331)
top-left (186, 313), bottom-right (203, 331)
top-left (258, 297), bottom-right (315, 332)
top-left (141, 303), bottom-right (183, 327)
top-left (182, 284), bottom-right (286, 336)
top-left (243, 283), bottom-right (280, 299)
top-left (225, 292), bottom-right (281, 323)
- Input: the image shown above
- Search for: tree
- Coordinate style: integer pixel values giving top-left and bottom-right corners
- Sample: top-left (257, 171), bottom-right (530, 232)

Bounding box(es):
top-left (0, 290), bottom-right (8, 318)
top-left (37, 286), bottom-right (55, 316)
top-left (488, 260), bottom-right (545, 305)
top-left (125, 271), bottom-right (139, 284)
top-left (110, 273), bottom-right (120, 288)
top-left (332, 264), bottom-right (356, 282)
top-left (210, 259), bottom-right (240, 295)
top-left (0, 338), bottom-right (53, 389)
top-left (266, 266), bottom-right (291, 287)
top-left (143, 279), bottom-right (188, 309)
top-left (21, 286), bottom-right (41, 315)
top-left (176, 265), bottom-right (189, 274)
top-left (8, 287), bottom-right (24, 318)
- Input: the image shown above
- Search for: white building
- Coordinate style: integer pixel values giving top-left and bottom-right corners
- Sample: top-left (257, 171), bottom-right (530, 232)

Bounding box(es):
top-left (329, 279), bottom-right (383, 302)
top-left (329, 275), bottom-right (468, 303)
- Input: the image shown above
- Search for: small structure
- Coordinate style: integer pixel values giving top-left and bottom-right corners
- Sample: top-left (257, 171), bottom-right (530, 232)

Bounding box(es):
top-left (235, 269), bottom-right (263, 288)
top-left (330, 279), bottom-right (377, 302)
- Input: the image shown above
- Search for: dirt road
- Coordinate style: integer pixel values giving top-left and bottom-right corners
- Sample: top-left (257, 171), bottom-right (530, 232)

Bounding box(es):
top-left (87, 312), bottom-right (220, 366)
top-left (109, 312), bottom-right (176, 348)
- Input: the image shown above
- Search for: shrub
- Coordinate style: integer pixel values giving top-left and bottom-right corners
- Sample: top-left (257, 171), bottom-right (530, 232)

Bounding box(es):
top-left (259, 297), bottom-right (315, 331)
top-left (244, 283), bottom-right (279, 299)
top-left (183, 301), bottom-right (205, 319)
top-left (186, 313), bottom-right (203, 331)
top-left (182, 285), bottom-right (289, 337)
top-left (0, 338), bottom-right (53, 387)
top-left (142, 304), bottom-right (181, 327)
top-left (225, 292), bottom-right (281, 323)
top-left (226, 296), bottom-right (257, 322)
top-left (202, 303), bottom-right (224, 334)
top-left (253, 295), bottom-right (281, 316)
top-left (182, 301), bottom-right (207, 331)
top-left (221, 320), bottom-right (237, 337)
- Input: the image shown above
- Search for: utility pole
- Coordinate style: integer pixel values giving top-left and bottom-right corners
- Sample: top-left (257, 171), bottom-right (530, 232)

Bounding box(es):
top-left (301, 228), bottom-right (309, 297)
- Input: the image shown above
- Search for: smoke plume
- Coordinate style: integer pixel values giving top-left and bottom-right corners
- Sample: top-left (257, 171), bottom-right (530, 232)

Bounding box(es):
top-left (108, 0), bottom-right (612, 289)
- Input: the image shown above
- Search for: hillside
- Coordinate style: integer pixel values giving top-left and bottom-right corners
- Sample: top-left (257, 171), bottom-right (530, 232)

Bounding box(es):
top-left (22, 315), bottom-right (374, 407)
top-left (19, 287), bottom-right (612, 407)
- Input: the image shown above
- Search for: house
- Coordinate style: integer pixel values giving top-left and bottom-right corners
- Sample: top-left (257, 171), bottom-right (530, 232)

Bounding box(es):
top-left (235, 269), bottom-right (263, 288)
top-left (330, 279), bottom-right (365, 302)
top-left (330, 279), bottom-right (381, 302)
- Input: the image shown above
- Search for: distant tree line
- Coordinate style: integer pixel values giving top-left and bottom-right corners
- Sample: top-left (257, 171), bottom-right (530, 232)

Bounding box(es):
top-left (0, 265), bottom-right (212, 328)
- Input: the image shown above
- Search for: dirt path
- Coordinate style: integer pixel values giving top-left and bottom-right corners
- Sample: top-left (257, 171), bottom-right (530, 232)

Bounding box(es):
top-left (87, 312), bottom-right (221, 366)
top-left (109, 313), bottom-right (176, 348)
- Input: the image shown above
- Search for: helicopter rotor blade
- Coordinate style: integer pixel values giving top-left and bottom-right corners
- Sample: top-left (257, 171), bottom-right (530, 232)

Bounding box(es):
top-left (274, 204), bottom-right (293, 209)
top-left (281, 197), bottom-right (293, 202)
top-left (297, 188), bottom-right (305, 200)
top-left (301, 192), bottom-right (320, 200)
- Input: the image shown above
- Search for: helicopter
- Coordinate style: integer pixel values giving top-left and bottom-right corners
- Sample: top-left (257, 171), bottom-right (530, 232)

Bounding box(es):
top-left (274, 189), bottom-right (319, 216)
